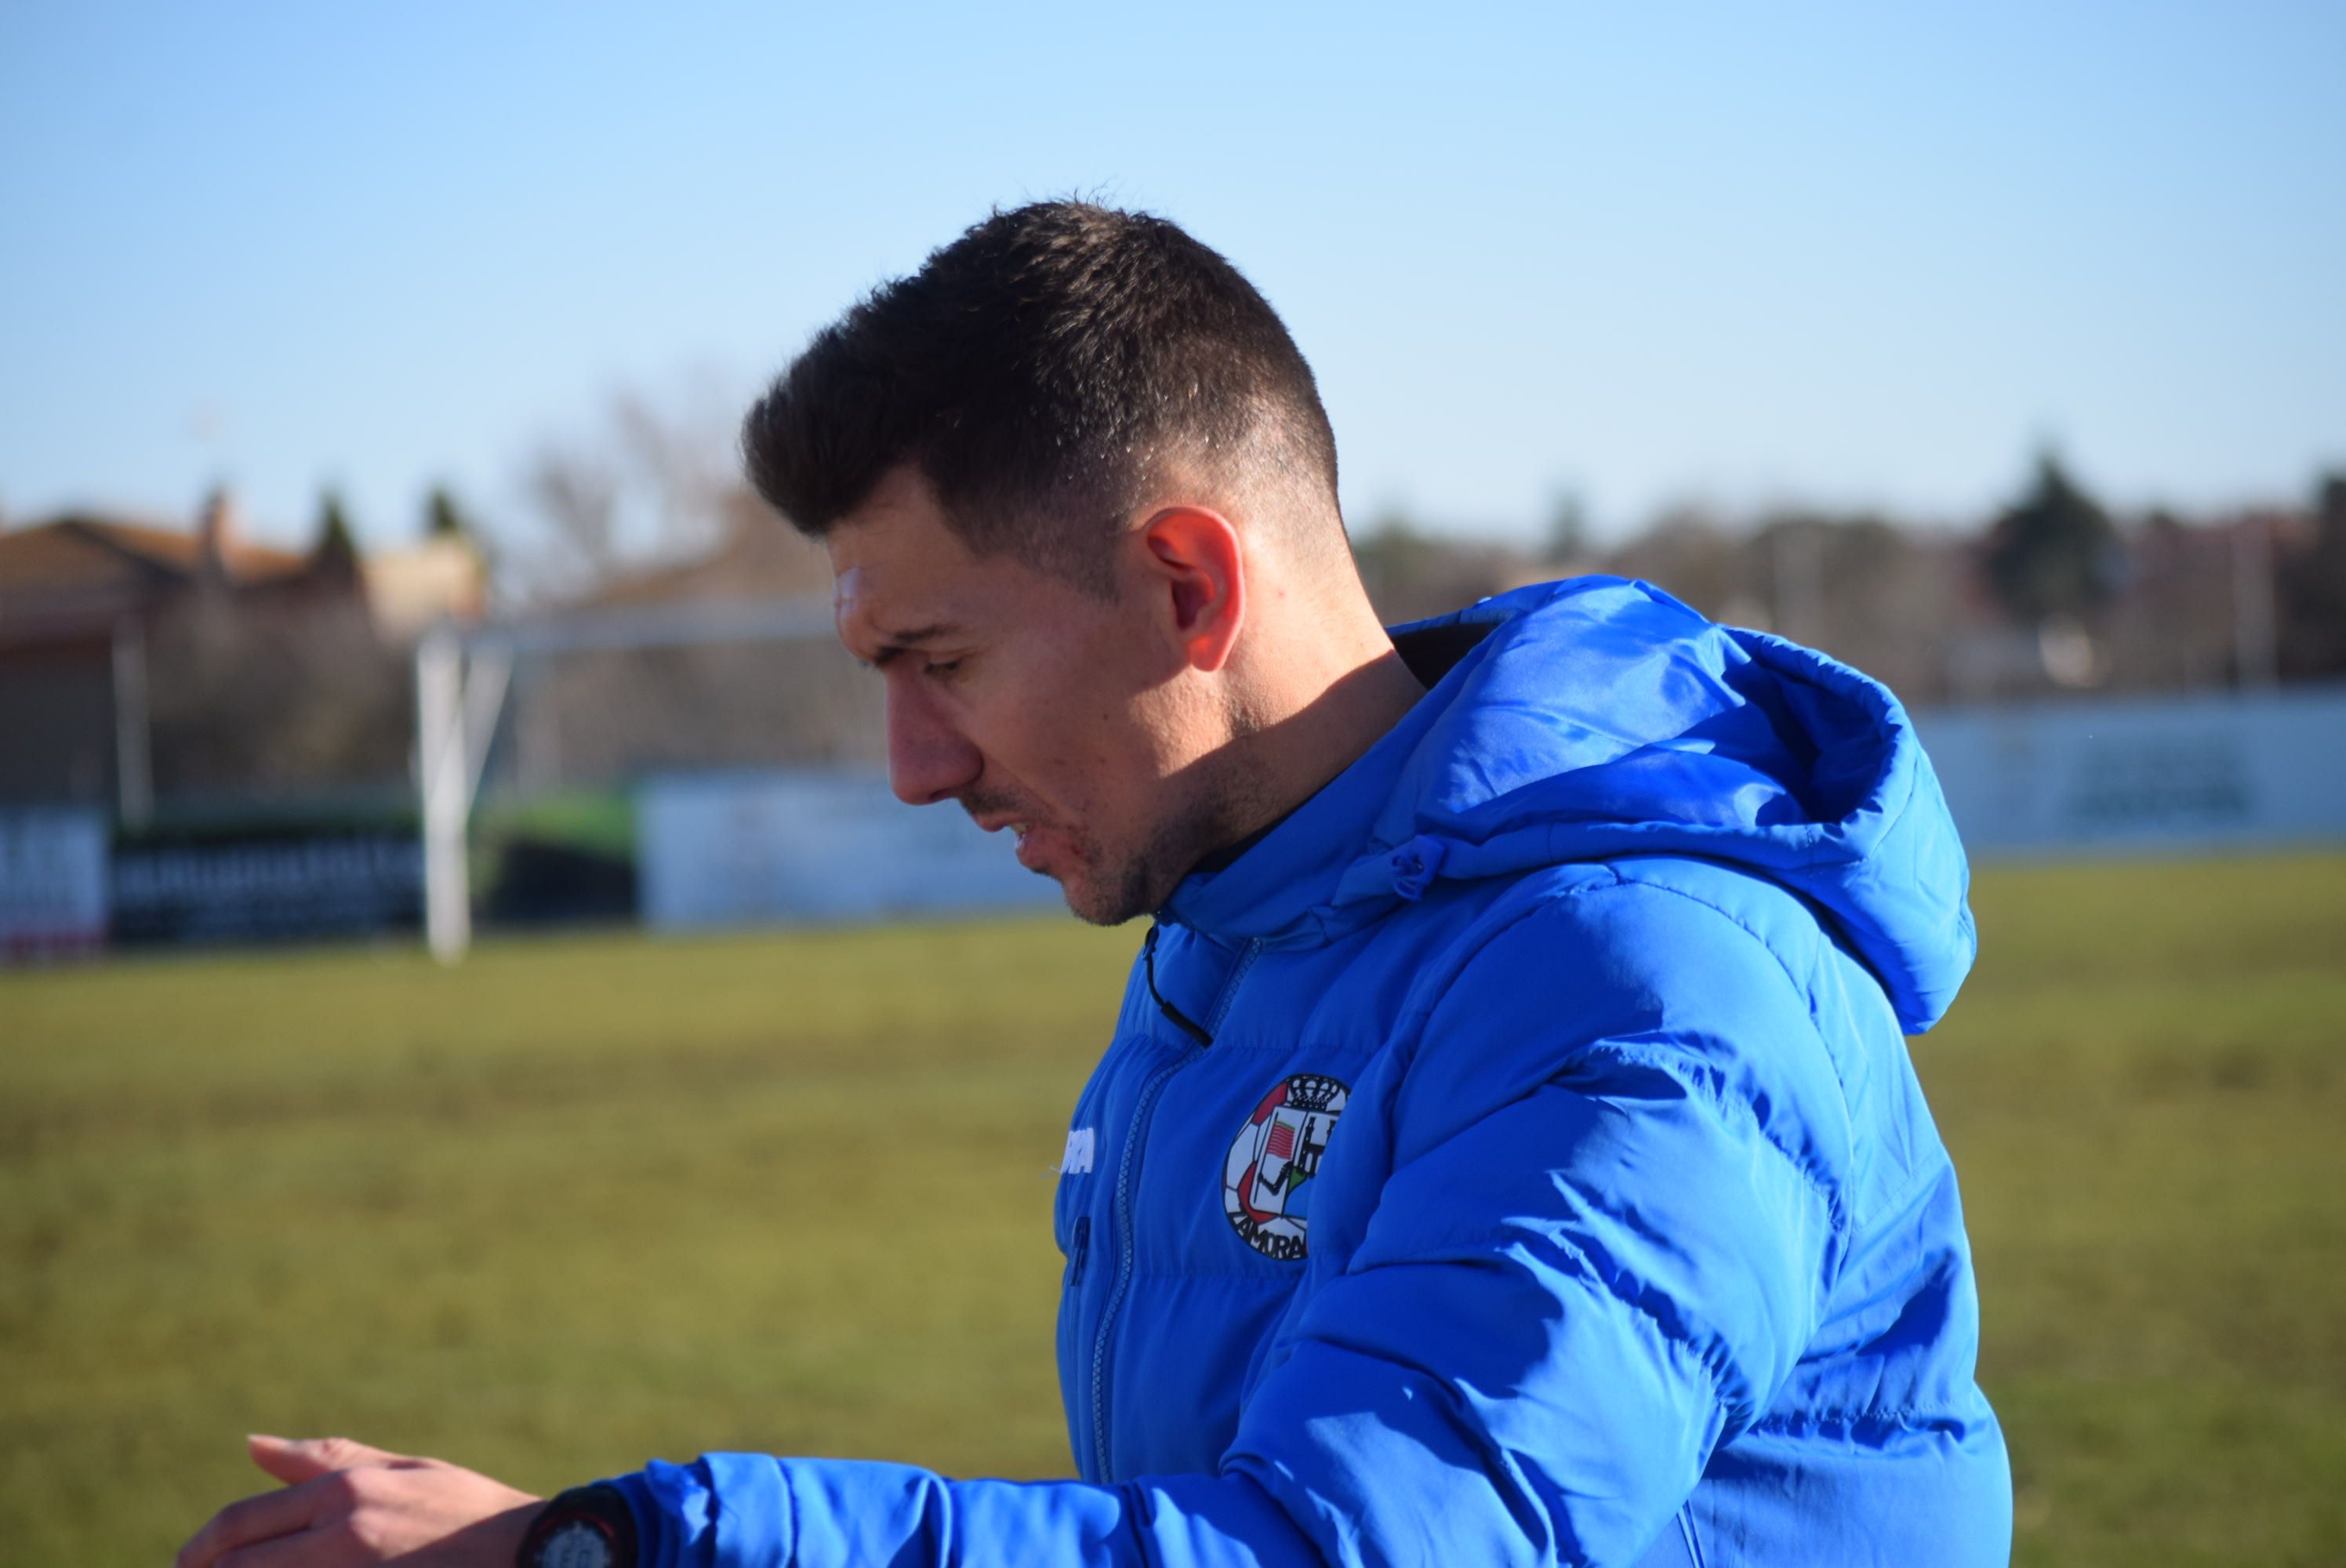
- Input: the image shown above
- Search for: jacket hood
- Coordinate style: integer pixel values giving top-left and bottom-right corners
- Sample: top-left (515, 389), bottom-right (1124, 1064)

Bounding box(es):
top-left (1161, 576), bottom-right (1975, 1033)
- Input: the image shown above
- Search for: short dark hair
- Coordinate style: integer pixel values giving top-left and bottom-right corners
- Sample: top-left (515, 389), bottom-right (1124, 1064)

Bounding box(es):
top-left (741, 201), bottom-right (1341, 593)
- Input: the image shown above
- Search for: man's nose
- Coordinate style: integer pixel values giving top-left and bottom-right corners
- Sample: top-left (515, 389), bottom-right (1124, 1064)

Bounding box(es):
top-left (884, 682), bottom-right (983, 806)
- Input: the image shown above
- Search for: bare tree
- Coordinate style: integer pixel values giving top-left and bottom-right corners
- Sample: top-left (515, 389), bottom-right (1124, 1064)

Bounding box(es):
top-left (516, 377), bottom-right (757, 604)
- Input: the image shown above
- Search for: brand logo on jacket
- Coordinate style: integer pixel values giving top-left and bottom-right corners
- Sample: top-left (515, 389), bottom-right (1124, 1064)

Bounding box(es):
top-left (1059, 1126), bottom-right (1095, 1176)
top-left (1222, 1074), bottom-right (1348, 1260)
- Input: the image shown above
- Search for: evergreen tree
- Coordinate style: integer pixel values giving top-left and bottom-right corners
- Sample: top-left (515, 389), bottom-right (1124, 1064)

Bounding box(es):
top-left (312, 488), bottom-right (360, 577)
top-left (1545, 490), bottom-right (1590, 562)
top-left (2279, 472), bottom-right (2346, 677)
top-left (1983, 451), bottom-right (2122, 626)
top-left (424, 484), bottom-right (470, 540)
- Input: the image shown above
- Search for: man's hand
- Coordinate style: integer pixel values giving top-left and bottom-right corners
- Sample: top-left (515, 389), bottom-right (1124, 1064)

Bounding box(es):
top-left (175, 1435), bottom-right (542, 1568)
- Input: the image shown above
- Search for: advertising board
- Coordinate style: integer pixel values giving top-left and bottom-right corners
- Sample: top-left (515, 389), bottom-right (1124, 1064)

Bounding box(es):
top-left (1915, 685), bottom-right (2346, 856)
top-left (637, 770), bottom-right (1062, 930)
top-left (0, 808), bottom-right (108, 960)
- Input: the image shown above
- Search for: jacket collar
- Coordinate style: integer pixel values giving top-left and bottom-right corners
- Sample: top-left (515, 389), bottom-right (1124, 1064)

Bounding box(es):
top-left (1156, 613), bottom-right (1503, 947)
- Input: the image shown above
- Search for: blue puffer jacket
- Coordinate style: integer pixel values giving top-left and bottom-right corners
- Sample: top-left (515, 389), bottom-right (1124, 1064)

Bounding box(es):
top-left (608, 578), bottom-right (2012, 1566)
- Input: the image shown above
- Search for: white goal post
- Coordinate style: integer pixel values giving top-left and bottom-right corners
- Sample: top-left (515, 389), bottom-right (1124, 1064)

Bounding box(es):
top-left (412, 596), bottom-right (836, 962)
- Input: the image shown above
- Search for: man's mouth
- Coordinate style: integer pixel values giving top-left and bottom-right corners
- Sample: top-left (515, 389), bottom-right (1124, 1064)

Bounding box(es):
top-left (970, 809), bottom-right (1040, 852)
top-left (994, 820), bottom-right (1051, 874)
top-left (1013, 826), bottom-right (1045, 870)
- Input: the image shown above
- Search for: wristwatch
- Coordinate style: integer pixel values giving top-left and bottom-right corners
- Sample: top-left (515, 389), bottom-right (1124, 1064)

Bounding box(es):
top-left (516, 1484), bottom-right (637, 1568)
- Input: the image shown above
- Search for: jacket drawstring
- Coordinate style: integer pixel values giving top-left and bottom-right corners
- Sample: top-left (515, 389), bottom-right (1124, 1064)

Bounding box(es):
top-left (1142, 923), bottom-right (1214, 1047)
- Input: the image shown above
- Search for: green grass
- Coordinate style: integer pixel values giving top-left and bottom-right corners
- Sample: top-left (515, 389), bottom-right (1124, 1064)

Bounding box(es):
top-left (1922, 854), bottom-right (2346, 1564)
top-left (3, 854), bottom-right (2342, 1566)
top-left (0, 919), bottom-right (1136, 1563)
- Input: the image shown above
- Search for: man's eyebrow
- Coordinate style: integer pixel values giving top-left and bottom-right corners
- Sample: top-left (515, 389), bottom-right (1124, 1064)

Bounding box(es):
top-left (866, 622), bottom-right (960, 667)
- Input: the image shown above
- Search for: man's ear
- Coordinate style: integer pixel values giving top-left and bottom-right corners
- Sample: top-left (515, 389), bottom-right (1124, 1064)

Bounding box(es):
top-left (1135, 506), bottom-right (1245, 673)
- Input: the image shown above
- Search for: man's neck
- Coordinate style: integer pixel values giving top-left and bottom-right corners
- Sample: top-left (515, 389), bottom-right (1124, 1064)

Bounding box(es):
top-left (1281, 643), bottom-right (1427, 797)
top-left (1205, 636), bottom-right (1425, 859)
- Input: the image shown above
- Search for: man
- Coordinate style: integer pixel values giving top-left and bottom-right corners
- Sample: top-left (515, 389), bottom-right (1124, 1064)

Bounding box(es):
top-left (181, 202), bottom-right (2011, 1567)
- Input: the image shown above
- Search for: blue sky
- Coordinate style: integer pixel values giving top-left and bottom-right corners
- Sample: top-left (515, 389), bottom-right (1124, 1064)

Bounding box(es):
top-left (3, 2), bottom-right (2340, 554)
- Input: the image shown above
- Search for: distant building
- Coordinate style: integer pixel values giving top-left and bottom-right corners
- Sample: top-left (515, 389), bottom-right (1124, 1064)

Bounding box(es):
top-left (361, 535), bottom-right (488, 636)
top-left (0, 490), bottom-right (483, 817)
top-left (0, 492), bottom-right (318, 639)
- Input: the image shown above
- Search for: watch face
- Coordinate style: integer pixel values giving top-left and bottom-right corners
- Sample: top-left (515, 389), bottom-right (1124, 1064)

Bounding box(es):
top-left (538, 1518), bottom-right (614, 1568)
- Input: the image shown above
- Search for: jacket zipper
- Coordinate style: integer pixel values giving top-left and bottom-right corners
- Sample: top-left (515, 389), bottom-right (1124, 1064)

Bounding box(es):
top-left (1087, 1046), bottom-right (1192, 1480)
top-left (1085, 935), bottom-right (1261, 1481)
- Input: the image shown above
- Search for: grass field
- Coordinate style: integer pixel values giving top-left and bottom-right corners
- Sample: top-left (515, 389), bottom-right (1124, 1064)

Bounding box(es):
top-left (3, 853), bottom-right (2342, 1566)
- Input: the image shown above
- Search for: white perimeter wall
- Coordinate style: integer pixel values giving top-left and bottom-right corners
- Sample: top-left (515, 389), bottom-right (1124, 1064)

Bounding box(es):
top-left (0, 807), bottom-right (108, 956)
top-left (637, 769), bottom-right (1063, 930)
top-left (635, 687), bottom-right (2346, 931)
top-left (1913, 684), bottom-right (2346, 858)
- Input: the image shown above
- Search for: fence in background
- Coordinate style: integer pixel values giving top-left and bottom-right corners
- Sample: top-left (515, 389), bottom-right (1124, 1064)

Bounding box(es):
top-left (6, 683), bottom-right (2343, 960)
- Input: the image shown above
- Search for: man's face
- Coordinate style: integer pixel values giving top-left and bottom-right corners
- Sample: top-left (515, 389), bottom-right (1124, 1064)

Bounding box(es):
top-left (827, 467), bottom-right (1215, 924)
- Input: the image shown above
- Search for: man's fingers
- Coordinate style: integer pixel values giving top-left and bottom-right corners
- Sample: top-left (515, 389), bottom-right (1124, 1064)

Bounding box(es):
top-left (180, 1436), bottom-right (413, 1568)
top-left (212, 1520), bottom-right (347, 1568)
top-left (175, 1472), bottom-right (347, 1568)
top-left (247, 1434), bottom-right (401, 1486)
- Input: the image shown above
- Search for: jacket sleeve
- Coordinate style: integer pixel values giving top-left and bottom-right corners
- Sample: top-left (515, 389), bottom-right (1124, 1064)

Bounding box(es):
top-left (603, 881), bottom-right (1849, 1568)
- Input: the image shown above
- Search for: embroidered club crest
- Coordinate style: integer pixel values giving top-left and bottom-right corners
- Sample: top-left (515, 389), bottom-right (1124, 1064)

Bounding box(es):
top-left (1222, 1073), bottom-right (1349, 1260)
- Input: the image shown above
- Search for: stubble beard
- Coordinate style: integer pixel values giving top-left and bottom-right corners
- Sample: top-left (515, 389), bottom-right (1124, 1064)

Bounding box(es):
top-left (1064, 811), bottom-right (1202, 927)
top-left (1063, 743), bottom-right (1275, 928)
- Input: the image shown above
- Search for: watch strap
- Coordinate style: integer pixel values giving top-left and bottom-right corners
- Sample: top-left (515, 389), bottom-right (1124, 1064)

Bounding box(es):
top-left (516, 1483), bottom-right (638, 1568)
